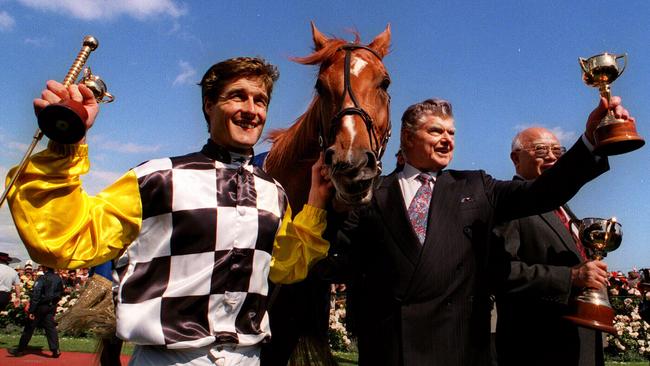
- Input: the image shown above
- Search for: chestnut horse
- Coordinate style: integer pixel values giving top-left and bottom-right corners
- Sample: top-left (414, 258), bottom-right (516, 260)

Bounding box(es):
top-left (262, 23), bottom-right (392, 365)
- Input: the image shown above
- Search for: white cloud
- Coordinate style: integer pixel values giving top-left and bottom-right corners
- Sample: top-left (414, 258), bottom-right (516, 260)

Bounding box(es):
top-left (173, 60), bottom-right (197, 86)
top-left (84, 168), bottom-right (123, 194)
top-left (17, 0), bottom-right (186, 21)
top-left (99, 141), bottom-right (162, 154)
top-left (0, 10), bottom-right (15, 31)
top-left (512, 124), bottom-right (578, 146)
top-left (547, 127), bottom-right (578, 145)
top-left (89, 135), bottom-right (161, 154)
top-left (0, 129), bottom-right (42, 164)
top-left (24, 37), bottom-right (48, 47)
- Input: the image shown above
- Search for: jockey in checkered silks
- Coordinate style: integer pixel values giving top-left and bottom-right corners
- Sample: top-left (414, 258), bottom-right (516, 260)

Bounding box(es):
top-left (4, 57), bottom-right (333, 366)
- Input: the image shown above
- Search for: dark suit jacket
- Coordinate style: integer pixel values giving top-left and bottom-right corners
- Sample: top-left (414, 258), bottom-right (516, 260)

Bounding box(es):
top-left (334, 139), bottom-right (608, 366)
top-left (494, 179), bottom-right (604, 366)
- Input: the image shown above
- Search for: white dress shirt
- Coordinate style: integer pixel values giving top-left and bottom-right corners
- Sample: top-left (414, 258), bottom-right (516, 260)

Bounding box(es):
top-left (397, 162), bottom-right (437, 209)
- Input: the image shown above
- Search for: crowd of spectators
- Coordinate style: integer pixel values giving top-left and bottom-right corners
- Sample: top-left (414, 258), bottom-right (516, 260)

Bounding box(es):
top-left (0, 261), bottom-right (90, 327)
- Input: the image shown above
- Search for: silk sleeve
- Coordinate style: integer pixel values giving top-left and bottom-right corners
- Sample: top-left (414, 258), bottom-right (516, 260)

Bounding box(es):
top-left (269, 204), bottom-right (329, 284)
top-left (5, 142), bottom-right (142, 269)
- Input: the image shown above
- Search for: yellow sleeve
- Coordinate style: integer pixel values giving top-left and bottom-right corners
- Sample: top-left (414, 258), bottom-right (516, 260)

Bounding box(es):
top-left (5, 142), bottom-right (142, 269)
top-left (269, 204), bottom-right (329, 284)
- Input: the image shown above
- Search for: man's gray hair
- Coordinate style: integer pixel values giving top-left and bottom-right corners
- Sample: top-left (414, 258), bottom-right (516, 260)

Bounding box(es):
top-left (511, 132), bottom-right (525, 152)
top-left (401, 98), bottom-right (453, 133)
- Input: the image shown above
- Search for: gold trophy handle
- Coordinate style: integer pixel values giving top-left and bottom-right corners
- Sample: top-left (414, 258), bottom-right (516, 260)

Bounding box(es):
top-left (578, 57), bottom-right (589, 74)
top-left (603, 217), bottom-right (617, 246)
top-left (62, 36), bottom-right (98, 87)
top-left (615, 53), bottom-right (627, 77)
top-left (0, 36), bottom-right (99, 208)
top-left (100, 92), bottom-right (114, 103)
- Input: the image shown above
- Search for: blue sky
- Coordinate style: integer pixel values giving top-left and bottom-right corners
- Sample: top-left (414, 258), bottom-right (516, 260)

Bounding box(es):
top-left (0, 0), bottom-right (648, 271)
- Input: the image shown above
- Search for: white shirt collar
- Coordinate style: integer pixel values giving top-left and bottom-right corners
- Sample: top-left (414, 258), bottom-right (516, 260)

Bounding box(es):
top-left (402, 162), bottom-right (437, 183)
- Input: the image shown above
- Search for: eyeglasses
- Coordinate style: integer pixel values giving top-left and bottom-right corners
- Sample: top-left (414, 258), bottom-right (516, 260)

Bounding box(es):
top-left (520, 144), bottom-right (567, 158)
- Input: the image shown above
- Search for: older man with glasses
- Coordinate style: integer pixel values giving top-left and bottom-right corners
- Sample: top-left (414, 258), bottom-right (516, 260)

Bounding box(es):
top-left (494, 126), bottom-right (607, 366)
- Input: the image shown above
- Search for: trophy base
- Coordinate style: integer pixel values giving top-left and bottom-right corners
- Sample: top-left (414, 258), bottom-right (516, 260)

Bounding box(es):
top-left (594, 119), bottom-right (645, 156)
top-left (563, 301), bottom-right (616, 334)
top-left (38, 100), bottom-right (88, 144)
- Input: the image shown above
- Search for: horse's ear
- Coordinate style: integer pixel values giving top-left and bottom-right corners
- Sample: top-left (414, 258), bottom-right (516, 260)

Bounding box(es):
top-left (311, 21), bottom-right (329, 51)
top-left (368, 24), bottom-right (391, 58)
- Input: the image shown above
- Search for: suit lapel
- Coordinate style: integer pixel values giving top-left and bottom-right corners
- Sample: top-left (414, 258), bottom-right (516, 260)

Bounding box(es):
top-left (375, 173), bottom-right (423, 265)
top-left (561, 204), bottom-right (587, 260)
top-left (539, 207), bottom-right (583, 260)
top-left (511, 175), bottom-right (583, 261)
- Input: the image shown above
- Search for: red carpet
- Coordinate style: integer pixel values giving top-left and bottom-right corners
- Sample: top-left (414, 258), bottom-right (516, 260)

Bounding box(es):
top-left (0, 347), bottom-right (131, 365)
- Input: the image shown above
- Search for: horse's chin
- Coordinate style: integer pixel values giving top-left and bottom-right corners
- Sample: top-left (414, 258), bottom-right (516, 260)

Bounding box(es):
top-left (329, 165), bottom-right (378, 209)
top-left (333, 188), bottom-right (373, 210)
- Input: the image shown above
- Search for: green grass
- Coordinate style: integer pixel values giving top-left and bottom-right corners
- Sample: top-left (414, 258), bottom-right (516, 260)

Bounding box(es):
top-left (333, 351), bottom-right (358, 365)
top-left (0, 332), bottom-right (646, 366)
top-left (0, 331), bottom-right (134, 355)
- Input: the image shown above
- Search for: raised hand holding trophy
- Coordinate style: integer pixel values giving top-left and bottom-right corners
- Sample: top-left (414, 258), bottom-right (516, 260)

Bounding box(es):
top-left (0, 35), bottom-right (113, 207)
top-left (37, 36), bottom-right (114, 144)
top-left (564, 217), bottom-right (622, 333)
top-left (579, 53), bottom-right (644, 155)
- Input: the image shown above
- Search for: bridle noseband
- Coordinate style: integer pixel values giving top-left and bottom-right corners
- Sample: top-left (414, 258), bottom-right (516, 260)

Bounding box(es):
top-left (318, 44), bottom-right (391, 164)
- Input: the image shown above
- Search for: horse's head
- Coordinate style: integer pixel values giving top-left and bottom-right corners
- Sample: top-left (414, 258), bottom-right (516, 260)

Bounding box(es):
top-left (296, 23), bottom-right (392, 206)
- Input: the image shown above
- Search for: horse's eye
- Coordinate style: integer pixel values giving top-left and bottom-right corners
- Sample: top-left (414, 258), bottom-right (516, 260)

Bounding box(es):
top-left (380, 77), bottom-right (391, 91)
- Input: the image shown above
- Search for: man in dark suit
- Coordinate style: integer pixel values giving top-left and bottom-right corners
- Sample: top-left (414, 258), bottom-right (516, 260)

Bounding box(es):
top-left (9, 266), bottom-right (64, 358)
top-left (334, 97), bottom-right (633, 366)
top-left (494, 127), bottom-right (607, 366)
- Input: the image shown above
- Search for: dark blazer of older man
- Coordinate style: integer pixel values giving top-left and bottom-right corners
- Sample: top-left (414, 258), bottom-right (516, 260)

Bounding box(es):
top-left (494, 180), bottom-right (604, 366)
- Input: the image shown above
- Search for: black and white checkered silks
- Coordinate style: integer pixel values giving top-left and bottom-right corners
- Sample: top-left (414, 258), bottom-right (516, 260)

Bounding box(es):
top-left (113, 146), bottom-right (287, 349)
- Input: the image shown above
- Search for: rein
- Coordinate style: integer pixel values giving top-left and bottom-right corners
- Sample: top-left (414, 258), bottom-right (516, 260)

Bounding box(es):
top-left (318, 44), bottom-right (391, 164)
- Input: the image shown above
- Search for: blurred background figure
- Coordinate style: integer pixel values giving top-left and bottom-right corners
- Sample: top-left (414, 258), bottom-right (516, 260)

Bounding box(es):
top-left (0, 252), bottom-right (22, 310)
top-left (9, 265), bottom-right (64, 358)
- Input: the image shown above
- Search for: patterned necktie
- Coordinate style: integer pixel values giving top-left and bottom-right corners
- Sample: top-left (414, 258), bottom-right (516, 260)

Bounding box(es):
top-left (408, 173), bottom-right (433, 244)
top-left (554, 208), bottom-right (588, 260)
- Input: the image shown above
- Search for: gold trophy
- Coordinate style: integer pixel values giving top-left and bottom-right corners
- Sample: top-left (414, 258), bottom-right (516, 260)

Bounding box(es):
top-left (579, 53), bottom-right (644, 155)
top-left (0, 35), bottom-right (113, 207)
top-left (37, 36), bottom-right (114, 144)
top-left (564, 217), bottom-right (622, 333)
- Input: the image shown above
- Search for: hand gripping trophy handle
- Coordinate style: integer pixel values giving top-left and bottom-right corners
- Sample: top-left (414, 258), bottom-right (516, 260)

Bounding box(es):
top-left (38, 35), bottom-right (102, 144)
top-left (1, 35), bottom-right (110, 208)
top-left (563, 217), bottom-right (622, 334)
top-left (579, 52), bottom-right (644, 155)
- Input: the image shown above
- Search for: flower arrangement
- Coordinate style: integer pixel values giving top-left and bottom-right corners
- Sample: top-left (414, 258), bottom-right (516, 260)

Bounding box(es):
top-left (0, 268), bottom-right (87, 329)
top-left (328, 284), bottom-right (353, 352)
top-left (605, 268), bottom-right (650, 362)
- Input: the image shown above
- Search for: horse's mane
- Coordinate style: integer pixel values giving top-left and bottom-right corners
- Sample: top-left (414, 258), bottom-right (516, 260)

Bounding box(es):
top-left (265, 98), bottom-right (322, 172)
top-left (265, 34), bottom-right (362, 171)
top-left (291, 34), bottom-right (360, 66)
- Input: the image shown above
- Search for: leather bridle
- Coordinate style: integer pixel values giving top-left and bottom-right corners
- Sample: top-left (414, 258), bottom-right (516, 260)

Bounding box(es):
top-left (318, 44), bottom-right (391, 163)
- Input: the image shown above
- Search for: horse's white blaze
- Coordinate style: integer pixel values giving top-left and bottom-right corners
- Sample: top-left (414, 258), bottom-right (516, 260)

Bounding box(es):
top-left (350, 57), bottom-right (367, 77)
top-left (342, 115), bottom-right (356, 162)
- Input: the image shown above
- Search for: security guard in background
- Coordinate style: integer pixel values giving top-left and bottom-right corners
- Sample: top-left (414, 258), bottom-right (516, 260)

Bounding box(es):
top-left (9, 266), bottom-right (64, 358)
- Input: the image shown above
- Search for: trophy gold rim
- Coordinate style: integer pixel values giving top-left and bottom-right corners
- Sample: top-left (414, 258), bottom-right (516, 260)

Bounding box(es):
top-left (578, 51), bottom-right (642, 155)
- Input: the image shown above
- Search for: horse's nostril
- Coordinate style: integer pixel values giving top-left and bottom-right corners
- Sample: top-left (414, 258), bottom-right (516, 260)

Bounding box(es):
top-left (324, 148), bottom-right (335, 165)
top-left (365, 151), bottom-right (377, 169)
